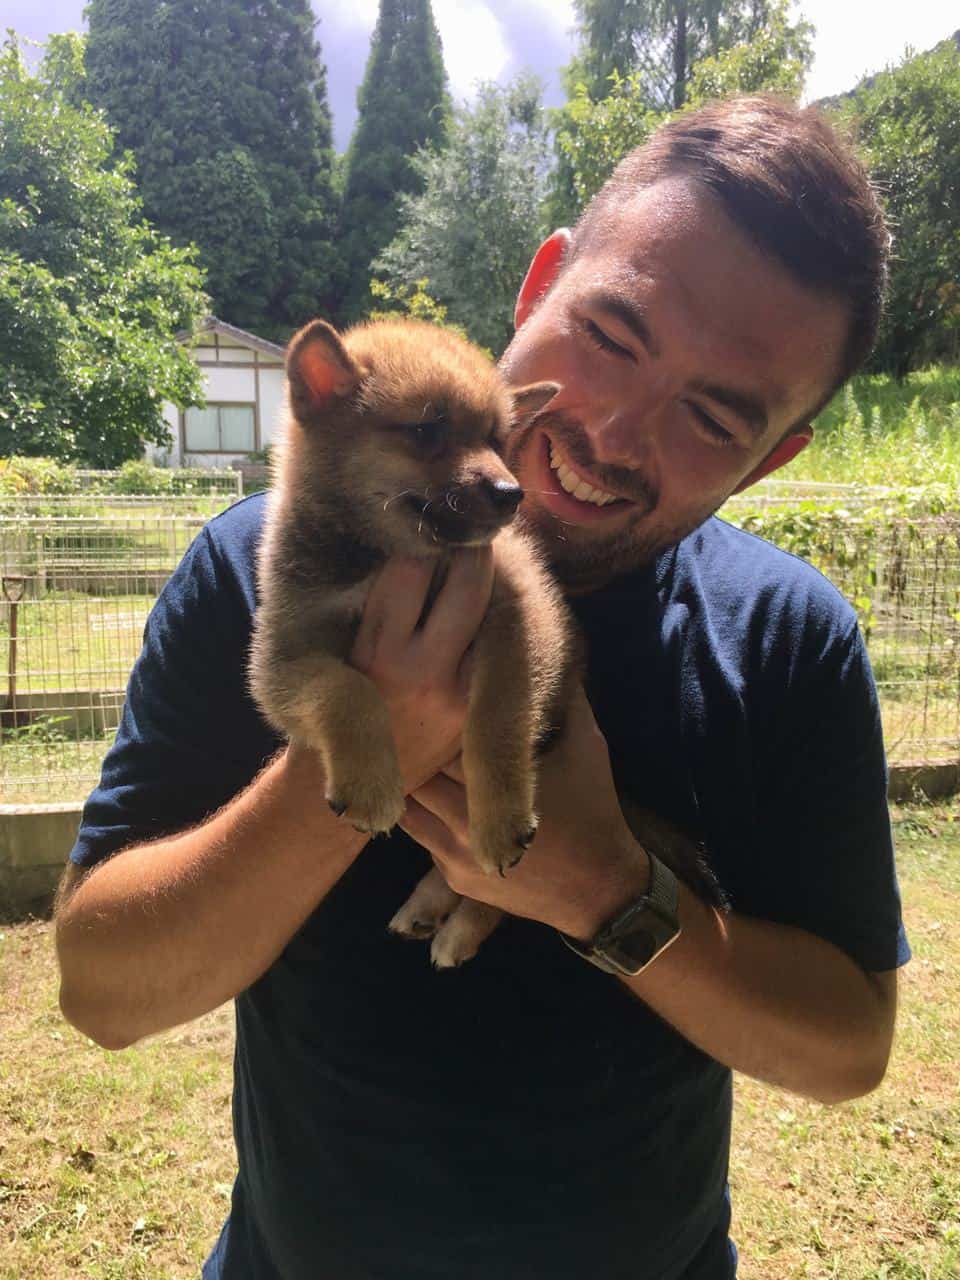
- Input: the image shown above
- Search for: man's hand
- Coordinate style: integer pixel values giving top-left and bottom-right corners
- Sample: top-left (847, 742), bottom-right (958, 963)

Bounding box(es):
top-left (399, 685), bottom-right (650, 940)
top-left (349, 549), bottom-right (494, 796)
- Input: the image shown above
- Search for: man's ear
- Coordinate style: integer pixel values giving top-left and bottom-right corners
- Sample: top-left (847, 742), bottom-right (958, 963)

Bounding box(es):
top-left (514, 228), bottom-right (572, 331)
top-left (732, 427), bottom-right (812, 494)
top-left (286, 319), bottom-right (362, 405)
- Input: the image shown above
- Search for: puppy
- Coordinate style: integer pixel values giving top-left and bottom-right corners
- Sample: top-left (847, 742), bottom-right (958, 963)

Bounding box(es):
top-left (248, 317), bottom-right (579, 967)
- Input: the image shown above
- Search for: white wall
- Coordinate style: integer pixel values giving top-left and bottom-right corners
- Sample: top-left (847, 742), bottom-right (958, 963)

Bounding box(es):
top-left (153, 331), bottom-right (285, 468)
top-left (259, 367), bottom-right (286, 448)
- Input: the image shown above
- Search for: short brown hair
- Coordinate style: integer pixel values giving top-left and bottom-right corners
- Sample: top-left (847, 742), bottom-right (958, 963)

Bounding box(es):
top-left (570, 95), bottom-right (889, 407)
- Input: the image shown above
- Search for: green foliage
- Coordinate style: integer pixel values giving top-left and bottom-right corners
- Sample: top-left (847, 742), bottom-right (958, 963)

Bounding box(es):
top-left (83, 0), bottom-right (340, 337)
top-left (550, 0), bottom-right (812, 223)
top-left (791, 366), bottom-right (960, 487)
top-left (339, 0), bottom-right (448, 321)
top-left (0, 455), bottom-right (78, 495)
top-left (685, 3), bottom-right (812, 101)
top-left (366, 278), bottom-right (482, 352)
top-left (375, 76), bottom-right (551, 356)
top-left (832, 42), bottom-right (960, 378)
top-left (0, 455), bottom-right (229, 497)
top-left (0, 33), bottom-right (207, 466)
top-left (568, 0), bottom-right (805, 110)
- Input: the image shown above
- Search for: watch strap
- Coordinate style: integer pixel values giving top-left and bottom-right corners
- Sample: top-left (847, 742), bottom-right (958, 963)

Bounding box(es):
top-left (559, 850), bottom-right (681, 976)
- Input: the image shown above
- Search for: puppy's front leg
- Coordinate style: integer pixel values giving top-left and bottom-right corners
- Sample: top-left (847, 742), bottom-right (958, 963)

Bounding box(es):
top-left (273, 652), bottom-right (405, 835)
top-left (461, 603), bottom-right (539, 877)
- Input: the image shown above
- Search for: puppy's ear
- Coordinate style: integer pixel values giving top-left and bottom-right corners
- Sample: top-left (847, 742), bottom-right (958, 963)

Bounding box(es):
top-left (511, 381), bottom-right (560, 426)
top-left (287, 320), bottom-right (362, 405)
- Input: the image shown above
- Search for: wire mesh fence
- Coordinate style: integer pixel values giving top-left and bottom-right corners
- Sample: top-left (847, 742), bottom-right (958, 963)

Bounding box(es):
top-left (2, 490), bottom-right (960, 803)
top-left (1, 503), bottom-right (218, 803)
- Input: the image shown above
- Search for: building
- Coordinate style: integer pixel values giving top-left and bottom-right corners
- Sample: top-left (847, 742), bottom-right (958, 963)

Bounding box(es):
top-left (152, 317), bottom-right (286, 468)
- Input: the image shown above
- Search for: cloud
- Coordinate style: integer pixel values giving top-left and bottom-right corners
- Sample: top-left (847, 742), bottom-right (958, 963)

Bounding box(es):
top-left (433, 0), bottom-right (511, 101)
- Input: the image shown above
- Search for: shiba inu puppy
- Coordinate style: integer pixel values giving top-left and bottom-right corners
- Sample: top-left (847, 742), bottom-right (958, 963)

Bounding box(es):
top-left (248, 317), bottom-right (579, 966)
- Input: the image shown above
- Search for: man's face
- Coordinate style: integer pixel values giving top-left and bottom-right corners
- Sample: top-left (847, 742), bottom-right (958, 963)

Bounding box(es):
top-left (499, 176), bottom-right (851, 591)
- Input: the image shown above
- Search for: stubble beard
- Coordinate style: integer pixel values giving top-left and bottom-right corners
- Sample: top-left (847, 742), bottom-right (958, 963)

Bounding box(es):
top-left (504, 409), bottom-right (714, 593)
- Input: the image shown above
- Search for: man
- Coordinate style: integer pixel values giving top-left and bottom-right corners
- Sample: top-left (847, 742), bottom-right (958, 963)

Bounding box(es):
top-left (55, 96), bottom-right (909, 1279)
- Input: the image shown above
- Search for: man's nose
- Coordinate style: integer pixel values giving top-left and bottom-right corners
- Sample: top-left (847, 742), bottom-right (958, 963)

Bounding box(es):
top-left (586, 405), bottom-right (657, 468)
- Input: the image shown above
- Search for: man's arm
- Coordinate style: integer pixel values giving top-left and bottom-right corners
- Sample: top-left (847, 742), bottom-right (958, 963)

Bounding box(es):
top-left (55, 746), bottom-right (368, 1049)
top-left (399, 687), bottom-right (899, 1104)
top-left (56, 551), bottom-right (493, 1049)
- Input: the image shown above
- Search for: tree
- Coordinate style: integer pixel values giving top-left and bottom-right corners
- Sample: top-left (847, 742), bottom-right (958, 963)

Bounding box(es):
top-left (374, 77), bottom-right (551, 356)
top-left (0, 33), bottom-right (206, 465)
top-left (833, 42), bottom-right (960, 377)
top-left (550, 0), bottom-right (812, 222)
top-left (568, 0), bottom-right (810, 111)
top-left (83, 0), bottom-right (339, 338)
top-left (339, 0), bottom-right (448, 321)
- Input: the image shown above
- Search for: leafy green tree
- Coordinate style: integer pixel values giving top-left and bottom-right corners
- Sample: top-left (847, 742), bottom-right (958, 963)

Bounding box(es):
top-left (0, 33), bottom-right (206, 465)
top-left (834, 42), bottom-right (960, 376)
top-left (374, 77), bottom-right (551, 356)
top-left (339, 0), bottom-right (448, 321)
top-left (550, 0), bottom-right (812, 222)
top-left (84, 0), bottom-right (339, 337)
top-left (568, 0), bottom-right (810, 111)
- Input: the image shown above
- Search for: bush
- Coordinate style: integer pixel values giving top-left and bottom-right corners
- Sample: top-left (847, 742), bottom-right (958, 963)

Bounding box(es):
top-left (0, 455), bottom-right (78, 494)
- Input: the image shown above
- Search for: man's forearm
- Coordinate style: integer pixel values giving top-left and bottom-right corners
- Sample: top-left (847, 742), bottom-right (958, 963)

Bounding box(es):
top-left (55, 748), bottom-right (367, 1049)
top-left (620, 881), bottom-right (898, 1104)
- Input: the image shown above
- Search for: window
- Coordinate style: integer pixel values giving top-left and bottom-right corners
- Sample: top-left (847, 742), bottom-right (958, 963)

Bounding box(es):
top-left (184, 404), bottom-right (256, 452)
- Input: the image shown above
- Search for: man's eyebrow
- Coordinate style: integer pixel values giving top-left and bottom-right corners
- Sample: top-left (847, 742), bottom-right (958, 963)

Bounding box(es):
top-left (592, 294), bottom-right (661, 357)
top-left (688, 379), bottom-right (769, 438)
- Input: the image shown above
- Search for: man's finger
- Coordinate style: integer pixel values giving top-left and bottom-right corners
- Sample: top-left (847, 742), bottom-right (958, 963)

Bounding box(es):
top-left (441, 754), bottom-right (466, 785)
top-left (351, 557), bottom-right (434, 670)
top-left (413, 772), bottom-right (469, 833)
top-left (420, 546), bottom-right (494, 666)
top-left (398, 796), bottom-right (458, 860)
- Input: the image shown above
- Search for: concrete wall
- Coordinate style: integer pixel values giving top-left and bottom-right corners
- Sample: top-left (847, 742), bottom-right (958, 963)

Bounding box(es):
top-left (0, 804), bottom-right (79, 920)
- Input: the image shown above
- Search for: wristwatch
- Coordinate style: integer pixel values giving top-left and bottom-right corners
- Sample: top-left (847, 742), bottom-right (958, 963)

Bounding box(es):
top-left (559, 851), bottom-right (681, 976)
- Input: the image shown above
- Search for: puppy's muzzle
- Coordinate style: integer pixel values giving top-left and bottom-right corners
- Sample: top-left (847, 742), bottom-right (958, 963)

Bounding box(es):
top-left (411, 478), bottom-right (525, 544)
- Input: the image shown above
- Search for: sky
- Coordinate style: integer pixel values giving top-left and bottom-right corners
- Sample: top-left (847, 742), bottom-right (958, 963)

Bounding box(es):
top-left (6, 1), bottom-right (958, 151)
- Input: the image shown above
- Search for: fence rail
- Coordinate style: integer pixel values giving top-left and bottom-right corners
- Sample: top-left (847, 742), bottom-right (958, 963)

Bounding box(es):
top-left (2, 495), bottom-right (960, 803)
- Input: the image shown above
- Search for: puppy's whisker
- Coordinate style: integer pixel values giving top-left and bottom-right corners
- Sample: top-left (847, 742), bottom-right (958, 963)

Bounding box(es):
top-left (382, 488), bottom-right (418, 511)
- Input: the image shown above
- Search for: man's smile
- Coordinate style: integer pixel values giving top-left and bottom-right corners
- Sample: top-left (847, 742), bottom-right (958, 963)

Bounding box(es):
top-left (526, 428), bottom-right (650, 528)
top-left (548, 439), bottom-right (621, 507)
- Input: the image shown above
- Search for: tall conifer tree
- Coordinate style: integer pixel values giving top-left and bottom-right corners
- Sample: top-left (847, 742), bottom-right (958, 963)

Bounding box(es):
top-left (84, 0), bottom-right (339, 337)
top-left (339, 0), bottom-right (448, 320)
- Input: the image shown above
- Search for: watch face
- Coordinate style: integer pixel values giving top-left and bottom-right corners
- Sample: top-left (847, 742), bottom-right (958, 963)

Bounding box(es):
top-left (607, 929), bottom-right (659, 974)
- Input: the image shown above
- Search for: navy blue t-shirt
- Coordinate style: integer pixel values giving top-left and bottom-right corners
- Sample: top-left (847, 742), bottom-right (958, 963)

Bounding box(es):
top-left (70, 493), bottom-right (909, 1280)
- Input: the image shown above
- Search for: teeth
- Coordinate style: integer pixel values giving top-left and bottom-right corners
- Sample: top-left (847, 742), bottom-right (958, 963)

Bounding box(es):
top-left (548, 443), bottom-right (618, 507)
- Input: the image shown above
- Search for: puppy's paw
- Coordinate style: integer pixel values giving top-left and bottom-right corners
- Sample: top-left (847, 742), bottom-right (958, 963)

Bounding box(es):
top-left (388, 896), bottom-right (455, 941)
top-left (388, 867), bottom-right (461, 941)
top-left (470, 809), bottom-right (538, 877)
top-left (327, 763), bottom-right (405, 835)
top-left (430, 899), bottom-right (504, 969)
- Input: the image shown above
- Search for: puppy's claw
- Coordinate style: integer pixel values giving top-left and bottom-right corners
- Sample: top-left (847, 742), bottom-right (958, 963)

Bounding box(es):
top-left (328, 798), bottom-right (347, 817)
top-left (519, 824), bottom-right (537, 849)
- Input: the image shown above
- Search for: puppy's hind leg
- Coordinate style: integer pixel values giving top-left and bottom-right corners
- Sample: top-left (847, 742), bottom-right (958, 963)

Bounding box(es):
top-left (389, 867), bottom-right (504, 968)
top-left (389, 866), bottom-right (461, 940)
top-left (430, 899), bottom-right (503, 970)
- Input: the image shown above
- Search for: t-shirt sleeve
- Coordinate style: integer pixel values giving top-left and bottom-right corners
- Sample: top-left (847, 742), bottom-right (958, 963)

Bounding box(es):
top-left (740, 618), bottom-right (910, 973)
top-left (69, 525), bottom-right (276, 869)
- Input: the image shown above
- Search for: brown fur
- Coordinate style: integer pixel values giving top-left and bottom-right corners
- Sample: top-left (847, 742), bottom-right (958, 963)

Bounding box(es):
top-left (248, 317), bottom-right (580, 967)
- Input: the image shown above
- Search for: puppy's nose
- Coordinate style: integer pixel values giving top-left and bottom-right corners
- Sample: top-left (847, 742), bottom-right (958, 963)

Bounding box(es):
top-left (482, 477), bottom-right (524, 514)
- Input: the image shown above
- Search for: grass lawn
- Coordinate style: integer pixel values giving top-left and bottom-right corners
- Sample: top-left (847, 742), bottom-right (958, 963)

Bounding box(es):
top-left (0, 593), bottom-right (151, 693)
top-left (1, 803), bottom-right (958, 1278)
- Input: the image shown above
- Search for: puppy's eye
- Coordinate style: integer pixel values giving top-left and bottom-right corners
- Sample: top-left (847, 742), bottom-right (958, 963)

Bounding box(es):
top-left (405, 419), bottom-right (445, 458)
